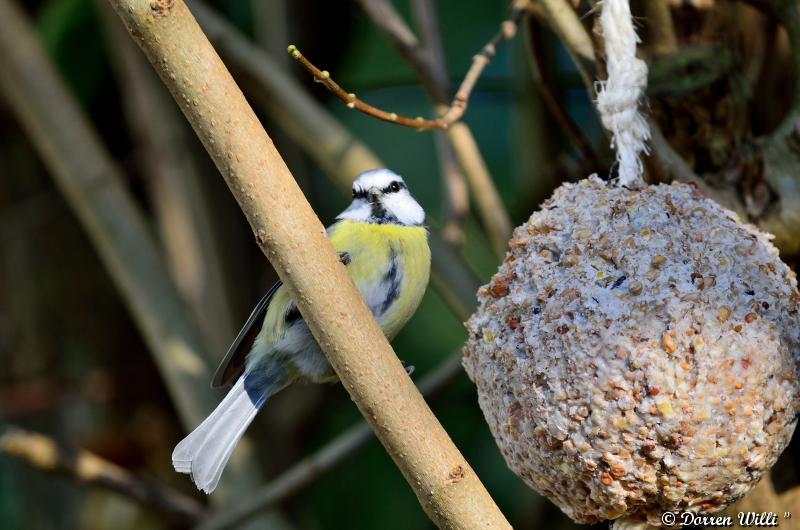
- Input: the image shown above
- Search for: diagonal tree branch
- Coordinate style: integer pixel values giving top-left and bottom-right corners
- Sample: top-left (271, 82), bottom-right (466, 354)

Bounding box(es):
top-left (0, 2), bottom-right (287, 524)
top-left (106, 1), bottom-right (510, 528)
top-left (200, 353), bottom-right (465, 530)
top-left (188, 0), bottom-right (483, 317)
top-left (161, 3), bottom-right (483, 490)
top-left (148, 8), bottom-right (481, 515)
top-left (0, 425), bottom-right (207, 525)
top-left (354, 0), bottom-right (515, 256)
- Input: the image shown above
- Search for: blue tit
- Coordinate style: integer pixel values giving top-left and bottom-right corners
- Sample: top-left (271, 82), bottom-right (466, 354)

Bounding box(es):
top-left (172, 169), bottom-right (431, 493)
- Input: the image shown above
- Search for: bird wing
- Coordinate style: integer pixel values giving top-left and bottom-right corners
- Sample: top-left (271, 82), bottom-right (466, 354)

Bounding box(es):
top-left (211, 281), bottom-right (283, 388)
top-left (211, 251), bottom-right (352, 388)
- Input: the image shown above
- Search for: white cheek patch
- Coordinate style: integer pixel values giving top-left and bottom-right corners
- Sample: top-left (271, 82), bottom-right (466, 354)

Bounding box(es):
top-left (339, 170), bottom-right (426, 226)
top-left (382, 191), bottom-right (425, 226)
top-left (336, 199), bottom-right (372, 223)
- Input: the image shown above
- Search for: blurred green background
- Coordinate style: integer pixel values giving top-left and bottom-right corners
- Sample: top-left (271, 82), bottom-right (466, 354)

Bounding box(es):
top-left (0, 1), bottom-right (596, 529)
top-left (3, 0), bottom-right (797, 529)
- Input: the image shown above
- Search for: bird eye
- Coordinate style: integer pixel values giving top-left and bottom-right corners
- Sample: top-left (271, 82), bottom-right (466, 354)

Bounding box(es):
top-left (389, 182), bottom-right (401, 193)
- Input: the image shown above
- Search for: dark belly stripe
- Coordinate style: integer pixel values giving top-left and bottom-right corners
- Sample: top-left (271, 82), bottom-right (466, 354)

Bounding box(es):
top-left (379, 245), bottom-right (402, 315)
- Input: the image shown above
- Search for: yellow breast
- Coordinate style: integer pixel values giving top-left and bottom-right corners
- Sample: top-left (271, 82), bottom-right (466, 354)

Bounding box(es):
top-left (328, 220), bottom-right (431, 338)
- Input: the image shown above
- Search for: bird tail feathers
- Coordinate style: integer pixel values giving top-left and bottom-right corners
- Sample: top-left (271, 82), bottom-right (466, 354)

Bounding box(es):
top-left (172, 376), bottom-right (274, 494)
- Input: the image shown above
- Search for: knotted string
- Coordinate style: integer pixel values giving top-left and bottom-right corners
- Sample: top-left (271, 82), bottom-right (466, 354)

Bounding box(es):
top-left (596, 0), bottom-right (650, 187)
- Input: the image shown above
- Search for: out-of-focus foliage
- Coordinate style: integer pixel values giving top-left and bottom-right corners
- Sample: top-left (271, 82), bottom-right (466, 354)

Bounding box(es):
top-left (2, 0), bottom-right (587, 527)
top-left (10, 0), bottom-right (797, 529)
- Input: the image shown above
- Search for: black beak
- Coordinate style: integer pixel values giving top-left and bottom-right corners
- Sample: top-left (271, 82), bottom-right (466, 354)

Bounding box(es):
top-left (368, 190), bottom-right (380, 203)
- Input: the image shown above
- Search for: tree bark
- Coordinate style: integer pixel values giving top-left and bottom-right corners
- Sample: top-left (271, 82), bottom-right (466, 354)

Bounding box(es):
top-left (0, 2), bottom-right (287, 524)
top-left (106, 1), bottom-right (510, 527)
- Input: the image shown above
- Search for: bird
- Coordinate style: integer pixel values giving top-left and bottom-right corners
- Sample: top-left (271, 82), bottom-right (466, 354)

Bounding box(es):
top-left (172, 169), bottom-right (431, 493)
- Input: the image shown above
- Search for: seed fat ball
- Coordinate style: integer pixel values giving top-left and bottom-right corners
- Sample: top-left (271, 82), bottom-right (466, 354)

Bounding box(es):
top-left (463, 176), bottom-right (800, 526)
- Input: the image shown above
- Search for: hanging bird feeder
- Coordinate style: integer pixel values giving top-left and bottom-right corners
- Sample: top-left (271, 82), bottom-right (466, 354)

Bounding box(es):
top-left (463, 1), bottom-right (800, 528)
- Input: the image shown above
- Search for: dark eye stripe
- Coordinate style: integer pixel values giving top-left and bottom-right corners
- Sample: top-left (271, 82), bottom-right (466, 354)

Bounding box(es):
top-left (353, 182), bottom-right (406, 197)
top-left (382, 181), bottom-right (405, 194)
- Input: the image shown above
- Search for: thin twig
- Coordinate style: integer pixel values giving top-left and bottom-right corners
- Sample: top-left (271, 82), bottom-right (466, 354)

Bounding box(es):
top-left (0, 425), bottom-right (207, 525)
top-left (437, 3), bottom-right (529, 125)
top-left (188, 0), bottom-right (483, 321)
top-left (288, 3), bottom-right (528, 130)
top-left (288, 45), bottom-right (444, 130)
top-left (412, 0), bottom-right (469, 247)
top-left (108, 1), bottom-right (510, 528)
top-left (199, 353), bottom-right (465, 530)
top-left (352, 0), bottom-right (518, 255)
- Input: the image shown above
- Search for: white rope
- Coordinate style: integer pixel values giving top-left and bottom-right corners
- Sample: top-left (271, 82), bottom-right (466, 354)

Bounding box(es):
top-left (596, 0), bottom-right (650, 187)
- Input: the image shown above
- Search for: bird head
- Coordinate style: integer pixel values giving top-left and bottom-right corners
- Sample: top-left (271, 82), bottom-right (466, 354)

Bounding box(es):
top-left (336, 169), bottom-right (425, 226)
